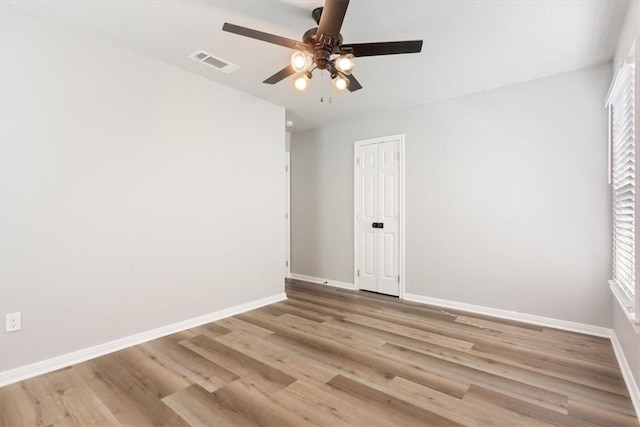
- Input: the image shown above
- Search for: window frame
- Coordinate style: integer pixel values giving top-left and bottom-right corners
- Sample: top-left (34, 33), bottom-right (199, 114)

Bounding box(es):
top-left (607, 43), bottom-right (640, 331)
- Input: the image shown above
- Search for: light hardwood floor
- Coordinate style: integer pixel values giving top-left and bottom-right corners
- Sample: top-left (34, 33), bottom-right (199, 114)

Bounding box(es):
top-left (1, 278), bottom-right (638, 426)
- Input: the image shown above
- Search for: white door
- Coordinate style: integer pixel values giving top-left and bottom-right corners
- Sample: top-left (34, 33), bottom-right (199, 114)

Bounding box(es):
top-left (356, 137), bottom-right (402, 296)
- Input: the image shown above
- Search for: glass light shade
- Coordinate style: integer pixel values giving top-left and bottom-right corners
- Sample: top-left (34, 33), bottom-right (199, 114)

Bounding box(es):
top-left (294, 75), bottom-right (309, 91)
top-left (291, 51), bottom-right (311, 72)
top-left (334, 75), bottom-right (349, 91)
top-left (335, 54), bottom-right (355, 74)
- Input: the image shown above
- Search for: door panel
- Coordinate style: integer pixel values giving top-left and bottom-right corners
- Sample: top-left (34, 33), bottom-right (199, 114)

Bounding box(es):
top-left (361, 231), bottom-right (377, 277)
top-left (362, 175), bottom-right (376, 219)
top-left (382, 232), bottom-right (395, 278)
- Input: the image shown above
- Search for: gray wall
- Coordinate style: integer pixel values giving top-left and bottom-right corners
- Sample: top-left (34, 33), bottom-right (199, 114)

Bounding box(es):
top-left (611, 0), bottom-right (640, 393)
top-left (0, 6), bottom-right (284, 372)
top-left (291, 64), bottom-right (611, 327)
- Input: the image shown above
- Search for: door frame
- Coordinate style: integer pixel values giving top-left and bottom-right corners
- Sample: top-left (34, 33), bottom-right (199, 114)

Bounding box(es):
top-left (353, 134), bottom-right (406, 298)
top-left (285, 151), bottom-right (291, 278)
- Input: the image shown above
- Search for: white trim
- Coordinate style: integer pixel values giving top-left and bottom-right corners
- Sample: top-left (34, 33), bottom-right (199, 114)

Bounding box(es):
top-left (610, 281), bottom-right (640, 332)
top-left (605, 61), bottom-right (626, 106)
top-left (636, 38), bottom-right (640, 324)
top-left (403, 292), bottom-right (611, 338)
top-left (399, 137), bottom-right (406, 299)
top-left (353, 134), bottom-right (406, 297)
top-left (608, 104), bottom-right (612, 185)
top-left (610, 330), bottom-right (640, 421)
top-left (285, 151), bottom-right (291, 278)
top-left (0, 293), bottom-right (287, 387)
top-left (289, 273), bottom-right (357, 290)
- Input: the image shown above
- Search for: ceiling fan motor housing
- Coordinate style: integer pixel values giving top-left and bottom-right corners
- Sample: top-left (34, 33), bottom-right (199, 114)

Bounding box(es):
top-left (303, 27), bottom-right (343, 70)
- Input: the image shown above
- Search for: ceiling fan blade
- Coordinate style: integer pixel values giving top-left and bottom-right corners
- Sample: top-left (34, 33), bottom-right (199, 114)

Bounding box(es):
top-left (263, 65), bottom-right (296, 85)
top-left (316, 0), bottom-right (350, 42)
top-left (223, 23), bottom-right (307, 51)
top-left (346, 74), bottom-right (362, 92)
top-left (342, 40), bottom-right (423, 57)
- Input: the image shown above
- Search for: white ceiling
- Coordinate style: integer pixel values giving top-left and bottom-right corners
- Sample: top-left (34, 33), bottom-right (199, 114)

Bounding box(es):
top-left (9, 0), bottom-right (629, 132)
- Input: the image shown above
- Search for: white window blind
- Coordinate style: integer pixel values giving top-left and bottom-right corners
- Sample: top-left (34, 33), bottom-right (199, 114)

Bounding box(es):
top-left (608, 60), bottom-right (637, 312)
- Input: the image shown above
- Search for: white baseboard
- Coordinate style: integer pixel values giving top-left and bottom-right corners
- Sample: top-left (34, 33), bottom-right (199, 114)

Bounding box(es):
top-left (610, 331), bottom-right (640, 421)
top-left (403, 292), bottom-right (611, 338)
top-left (289, 273), bottom-right (357, 291)
top-left (0, 292), bottom-right (287, 387)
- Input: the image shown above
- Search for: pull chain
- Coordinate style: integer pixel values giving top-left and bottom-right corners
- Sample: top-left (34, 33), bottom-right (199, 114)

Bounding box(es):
top-left (320, 71), bottom-right (332, 104)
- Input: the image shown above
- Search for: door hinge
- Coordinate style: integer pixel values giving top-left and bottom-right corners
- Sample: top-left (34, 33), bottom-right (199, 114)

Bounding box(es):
top-left (286, 212), bottom-right (288, 220)
top-left (397, 275), bottom-right (400, 283)
top-left (286, 165), bottom-right (288, 172)
top-left (357, 157), bottom-right (360, 165)
top-left (357, 269), bottom-right (360, 277)
top-left (286, 260), bottom-right (289, 267)
top-left (397, 152), bottom-right (400, 161)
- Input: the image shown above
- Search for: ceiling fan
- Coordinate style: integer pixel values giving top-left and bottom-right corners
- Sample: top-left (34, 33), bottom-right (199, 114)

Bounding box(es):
top-left (222, 0), bottom-right (423, 92)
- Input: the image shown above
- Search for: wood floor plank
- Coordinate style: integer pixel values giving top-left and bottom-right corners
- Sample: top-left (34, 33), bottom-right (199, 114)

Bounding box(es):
top-left (287, 289), bottom-right (510, 342)
top-left (240, 310), bottom-right (472, 399)
top-left (0, 367), bottom-right (122, 427)
top-left (281, 296), bottom-right (351, 320)
top-left (179, 334), bottom-right (297, 394)
top-left (187, 323), bottom-right (232, 341)
top-left (569, 398), bottom-right (640, 427)
top-left (468, 344), bottom-right (629, 397)
top-left (162, 383), bottom-right (253, 427)
top-left (271, 380), bottom-right (390, 427)
top-left (289, 287), bottom-right (621, 367)
top-left (378, 341), bottom-right (571, 413)
top-left (275, 312), bottom-right (387, 351)
top-left (213, 331), bottom-right (337, 387)
top-left (324, 374), bottom-right (465, 426)
top-left (74, 356), bottom-right (189, 427)
top-left (389, 376), bottom-right (558, 427)
top-left (1, 278), bottom-right (637, 427)
top-left (110, 346), bottom-right (193, 399)
top-left (141, 334), bottom-right (239, 392)
top-left (209, 379), bottom-right (310, 426)
top-left (470, 340), bottom-right (628, 393)
top-left (213, 316), bottom-right (274, 338)
top-left (0, 381), bottom-right (43, 426)
top-left (462, 383), bottom-right (601, 427)
top-left (341, 312), bottom-right (475, 350)
top-left (272, 300), bottom-right (336, 323)
top-left (380, 340), bottom-right (633, 415)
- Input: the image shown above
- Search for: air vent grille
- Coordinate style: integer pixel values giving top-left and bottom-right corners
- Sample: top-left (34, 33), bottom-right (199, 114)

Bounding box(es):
top-left (190, 50), bottom-right (239, 74)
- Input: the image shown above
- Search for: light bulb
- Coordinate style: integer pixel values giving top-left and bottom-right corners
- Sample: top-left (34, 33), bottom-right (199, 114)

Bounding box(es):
top-left (291, 51), bottom-right (310, 72)
top-left (294, 75), bottom-right (309, 91)
top-left (335, 54), bottom-right (355, 74)
top-left (334, 75), bottom-right (349, 91)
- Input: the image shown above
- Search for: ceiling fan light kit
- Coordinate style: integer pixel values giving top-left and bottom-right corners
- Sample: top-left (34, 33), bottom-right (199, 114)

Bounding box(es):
top-left (334, 74), bottom-right (349, 91)
top-left (294, 73), bottom-right (311, 91)
top-left (222, 0), bottom-right (423, 94)
top-left (335, 54), bottom-right (355, 74)
top-left (291, 51), bottom-right (312, 73)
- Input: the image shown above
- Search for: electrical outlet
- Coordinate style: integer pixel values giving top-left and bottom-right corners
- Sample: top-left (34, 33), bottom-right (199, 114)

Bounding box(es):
top-left (6, 312), bottom-right (21, 332)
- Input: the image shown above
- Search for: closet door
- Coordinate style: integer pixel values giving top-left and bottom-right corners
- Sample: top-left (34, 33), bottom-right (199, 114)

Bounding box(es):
top-left (356, 139), bottom-right (400, 296)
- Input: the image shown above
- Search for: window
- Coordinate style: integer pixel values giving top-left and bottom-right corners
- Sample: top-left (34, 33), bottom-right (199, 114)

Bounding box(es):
top-left (607, 54), bottom-right (640, 327)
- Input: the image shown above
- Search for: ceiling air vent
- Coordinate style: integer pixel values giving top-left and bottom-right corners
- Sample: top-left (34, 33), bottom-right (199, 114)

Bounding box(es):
top-left (190, 50), bottom-right (239, 74)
